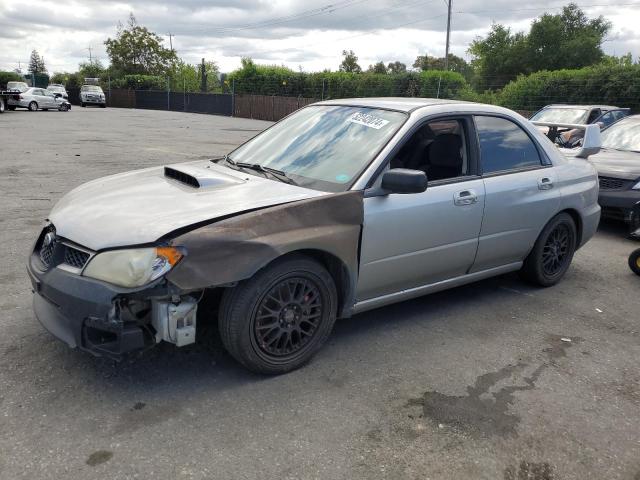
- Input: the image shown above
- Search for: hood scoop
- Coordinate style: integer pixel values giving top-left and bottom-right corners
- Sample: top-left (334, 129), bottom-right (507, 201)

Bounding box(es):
top-left (163, 163), bottom-right (246, 189)
top-left (165, 166), bottom-right (200, 187)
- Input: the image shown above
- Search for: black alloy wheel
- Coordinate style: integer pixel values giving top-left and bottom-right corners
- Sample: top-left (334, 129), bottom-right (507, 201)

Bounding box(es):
top-left (521, 212), bottom-right (577, 287)
top-left (219, 255), bottom-right (338, 374)
top-left (252, 277), bottom-right (323, 359)
top-left (541, 223), bottom-right (572, 276)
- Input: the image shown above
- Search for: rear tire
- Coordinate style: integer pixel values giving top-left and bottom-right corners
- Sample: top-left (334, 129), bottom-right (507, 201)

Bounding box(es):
top-left (629, 249), bottom-right (640, 276)
top-left (520, 213), bottom-right (577, 287)
top-left (81, 102), bottom-right (86, 107)
top-left (0, 98), bottom-right (5, 113)
top-left (8, 106), bottom-right (16, 111)
top-left (219, 255), bottom-right (338, 374)
top-left (100, 104), bottom-right (106, 108)
top-left (28, 101), bottom-right (38, 111)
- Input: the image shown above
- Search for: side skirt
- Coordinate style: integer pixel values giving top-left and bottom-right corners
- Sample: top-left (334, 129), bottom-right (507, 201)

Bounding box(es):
top-left (351, 262), bottom-right (523, 315)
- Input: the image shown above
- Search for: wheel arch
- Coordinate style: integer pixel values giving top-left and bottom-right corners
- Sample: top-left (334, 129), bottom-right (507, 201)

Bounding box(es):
top-left (558, 208), bottom-right (583, 249)
top-left (269, 248), bottom-right (355, 318)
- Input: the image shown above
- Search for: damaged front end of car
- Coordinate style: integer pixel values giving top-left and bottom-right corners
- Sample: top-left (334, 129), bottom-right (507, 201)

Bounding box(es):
top-left (27, 224), bottom-right (201, 359)
top-left (27, 191), bottom-right (364, 360)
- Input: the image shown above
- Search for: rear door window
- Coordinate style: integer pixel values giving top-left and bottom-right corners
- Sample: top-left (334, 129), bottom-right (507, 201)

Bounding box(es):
top-left (475, 116), bottom-right (543, 174)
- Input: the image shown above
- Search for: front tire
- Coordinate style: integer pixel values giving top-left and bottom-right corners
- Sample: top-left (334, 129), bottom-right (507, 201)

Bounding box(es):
top-left (0, 98), bottom-right (5, 113)
top-left (59, 103), bottom-right (69, 112)
top-left (28, 101), bottom-right (38, 111)
top-left (81, 102), bottom-right (86, 107)
top-left (219, 255), bottom-right (338, 374)
top-left (8, 106), bottom-right (16, 111)
top-left (629, 249), bottom-right (640, 276)
top-left (520, 213), bottom-right (577, 287)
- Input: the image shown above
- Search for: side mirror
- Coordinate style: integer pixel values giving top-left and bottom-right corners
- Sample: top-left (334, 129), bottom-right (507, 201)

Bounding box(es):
top-left (596, 121), bottom-right (605, 129)
top-left (381, 169), bottom-right (428, 194)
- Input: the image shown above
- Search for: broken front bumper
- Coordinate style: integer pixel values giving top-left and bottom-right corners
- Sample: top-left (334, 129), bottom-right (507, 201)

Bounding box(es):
top-left (27, 254), bottom-right (162, 359)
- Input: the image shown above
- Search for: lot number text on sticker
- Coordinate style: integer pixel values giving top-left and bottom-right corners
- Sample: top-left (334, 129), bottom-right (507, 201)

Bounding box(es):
top-left (348, 112), bottom-right (390, 130)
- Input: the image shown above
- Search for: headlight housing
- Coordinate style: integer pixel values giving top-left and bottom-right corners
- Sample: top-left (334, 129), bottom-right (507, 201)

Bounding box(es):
top-left (83, 246), bottom-right (183, 288)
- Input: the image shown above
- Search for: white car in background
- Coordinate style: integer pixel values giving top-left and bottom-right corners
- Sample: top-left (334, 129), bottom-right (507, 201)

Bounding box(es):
top-left (79, 85), bottom-right (106, 108)
top-left (7, 87), bottom-right (71, 111)
top-left (46, 84), bottom-right (69, 100)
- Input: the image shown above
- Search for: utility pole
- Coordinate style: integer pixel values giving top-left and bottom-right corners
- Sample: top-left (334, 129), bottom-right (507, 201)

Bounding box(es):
top-left (444, 0), bottom-right (452, 70)
top-left (87, 46), bottom-right (93, 62)
top-left (167, 33), bottom-right (174, 51)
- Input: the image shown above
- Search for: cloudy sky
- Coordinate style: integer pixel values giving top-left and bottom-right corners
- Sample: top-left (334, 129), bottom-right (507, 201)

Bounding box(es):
top-left (1, 0), bottom-right (639, 74)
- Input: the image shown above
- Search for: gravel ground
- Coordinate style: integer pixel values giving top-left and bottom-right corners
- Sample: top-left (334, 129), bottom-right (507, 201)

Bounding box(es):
top-left (1, 107), bottom-right (639, 480)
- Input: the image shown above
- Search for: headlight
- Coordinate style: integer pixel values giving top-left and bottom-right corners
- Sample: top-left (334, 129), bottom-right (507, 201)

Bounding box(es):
top-left (83, 246), bottom-right (183, 288)
top-left (632, 180), bottom-right (640, 190)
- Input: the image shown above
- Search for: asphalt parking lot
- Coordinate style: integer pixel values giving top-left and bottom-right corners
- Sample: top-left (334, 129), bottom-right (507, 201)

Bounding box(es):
top-left (1, 107), bottom-right (639, 480)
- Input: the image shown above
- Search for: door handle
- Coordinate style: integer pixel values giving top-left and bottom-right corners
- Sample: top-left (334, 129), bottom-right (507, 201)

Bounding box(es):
top-left (538, 177), bottom-right (554, 190)
top-left (454, 189), bottom-right (478, 206)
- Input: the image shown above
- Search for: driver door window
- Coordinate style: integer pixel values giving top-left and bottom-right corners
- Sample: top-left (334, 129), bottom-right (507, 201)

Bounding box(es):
top-left (389, 118), bottom-right (471, 181)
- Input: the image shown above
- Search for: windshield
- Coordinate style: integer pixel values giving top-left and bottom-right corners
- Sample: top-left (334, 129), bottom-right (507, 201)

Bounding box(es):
top-left (601, 117), bottom-right (640, 152)
top-left (47, 85), bottom-right (65, 92)
top-left (228, 105), bottom-right (407, 191)
top-left (81, 85), bottom-right (102, 92)
top-left (531, 108), bottom-right (588, 124)
top-left (7, 81), bottom-right (28, 92)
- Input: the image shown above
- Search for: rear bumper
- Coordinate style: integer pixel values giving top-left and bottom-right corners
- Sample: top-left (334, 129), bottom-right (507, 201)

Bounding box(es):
top-left (27, 254), bottom-right (161, 360)
top-left (599, 190), bottom-right (640, 222)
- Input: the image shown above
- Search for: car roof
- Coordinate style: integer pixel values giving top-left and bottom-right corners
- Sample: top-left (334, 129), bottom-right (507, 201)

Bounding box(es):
top-left (314, 97), bottom-right (470, 113)
top-left (541, 104), bottom-right (621, 110)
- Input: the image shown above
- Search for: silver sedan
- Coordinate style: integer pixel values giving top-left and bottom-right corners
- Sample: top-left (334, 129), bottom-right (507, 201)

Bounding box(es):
top-left (28, 99), bottom-right (600, 374)
top-left (8, 87), bottom-right (70, 111)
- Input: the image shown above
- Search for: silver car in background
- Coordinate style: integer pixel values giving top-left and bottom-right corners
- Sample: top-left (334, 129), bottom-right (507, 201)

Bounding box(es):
top-left (46, 84), bottom-right (68, 100)
top-left (27, 99), bottom-right (600, 374)
top-left (79, 84), bottom-right (106, 107)
top-left (7, 87), bottom-right (71, 111)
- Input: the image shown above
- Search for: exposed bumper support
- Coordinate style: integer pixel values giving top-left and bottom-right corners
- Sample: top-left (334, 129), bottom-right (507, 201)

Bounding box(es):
top-left (27, 250), bottom-right (198, 360)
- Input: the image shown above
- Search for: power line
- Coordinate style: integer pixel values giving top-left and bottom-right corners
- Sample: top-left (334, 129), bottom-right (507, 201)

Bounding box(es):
top-left (186, 0), bottom-right (370, 34)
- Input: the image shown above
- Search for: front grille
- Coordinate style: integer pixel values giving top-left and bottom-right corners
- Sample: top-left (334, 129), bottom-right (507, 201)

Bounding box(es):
top-left (39, 226), bottom-right (56, 269)
top-left (599, 177), bottom-right (625, 190)
top-left (63, 246), bottom-right (90, 269)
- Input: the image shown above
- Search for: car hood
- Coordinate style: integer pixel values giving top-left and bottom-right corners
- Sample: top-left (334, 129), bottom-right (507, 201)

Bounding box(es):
top-left (49, 160), bottom-right (326, 250)
top-left (588, 148), bottom-right (640, 180)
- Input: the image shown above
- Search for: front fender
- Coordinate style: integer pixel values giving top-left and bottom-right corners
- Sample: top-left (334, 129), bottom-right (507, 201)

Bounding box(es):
top-left (166, 191), bottom-right (364, 314)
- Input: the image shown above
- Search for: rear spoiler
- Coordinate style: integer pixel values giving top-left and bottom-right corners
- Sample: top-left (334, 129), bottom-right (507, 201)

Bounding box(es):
top-left (531, 121), bottom-right (601, 159)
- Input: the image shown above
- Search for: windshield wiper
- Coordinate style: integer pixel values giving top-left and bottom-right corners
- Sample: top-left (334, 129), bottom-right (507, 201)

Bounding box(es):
top-left (235, 162), bottom-right (297, 185)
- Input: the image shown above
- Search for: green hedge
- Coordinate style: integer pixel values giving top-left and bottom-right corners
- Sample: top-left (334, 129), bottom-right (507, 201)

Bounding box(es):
top-left (0, 71), bottom-right (23, 88)
top-left (498, 65), bottom-right (640, 112)
top-left (226, 65), bottom-right (469, 100)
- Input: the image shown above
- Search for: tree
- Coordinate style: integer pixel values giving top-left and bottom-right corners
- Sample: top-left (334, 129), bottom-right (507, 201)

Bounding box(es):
top-left (368, 61), bottom-right (387, 74)
top-left (413, 54), bottom-right (470, 73)
top-left (526, 4), bottom-right (610, 72)
top-left (468, 25), bottom-right (528, 90)
top-left (78, 59), bottom-right (105, 78)
top-left (104, 13), bottom-right (178, 76)
top-left (339, 50), bottom-right (361, 73)
top-left (468, 3), bottom-right (611, 90)
top-left (28, 50), bottom-right (47, 74)
top-left (387, 61), bottom-right (407, 74)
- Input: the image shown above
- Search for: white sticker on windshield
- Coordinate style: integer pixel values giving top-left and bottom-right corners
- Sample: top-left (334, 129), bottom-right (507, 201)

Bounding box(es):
top-left (348, 112), bottom-right (390, 130)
